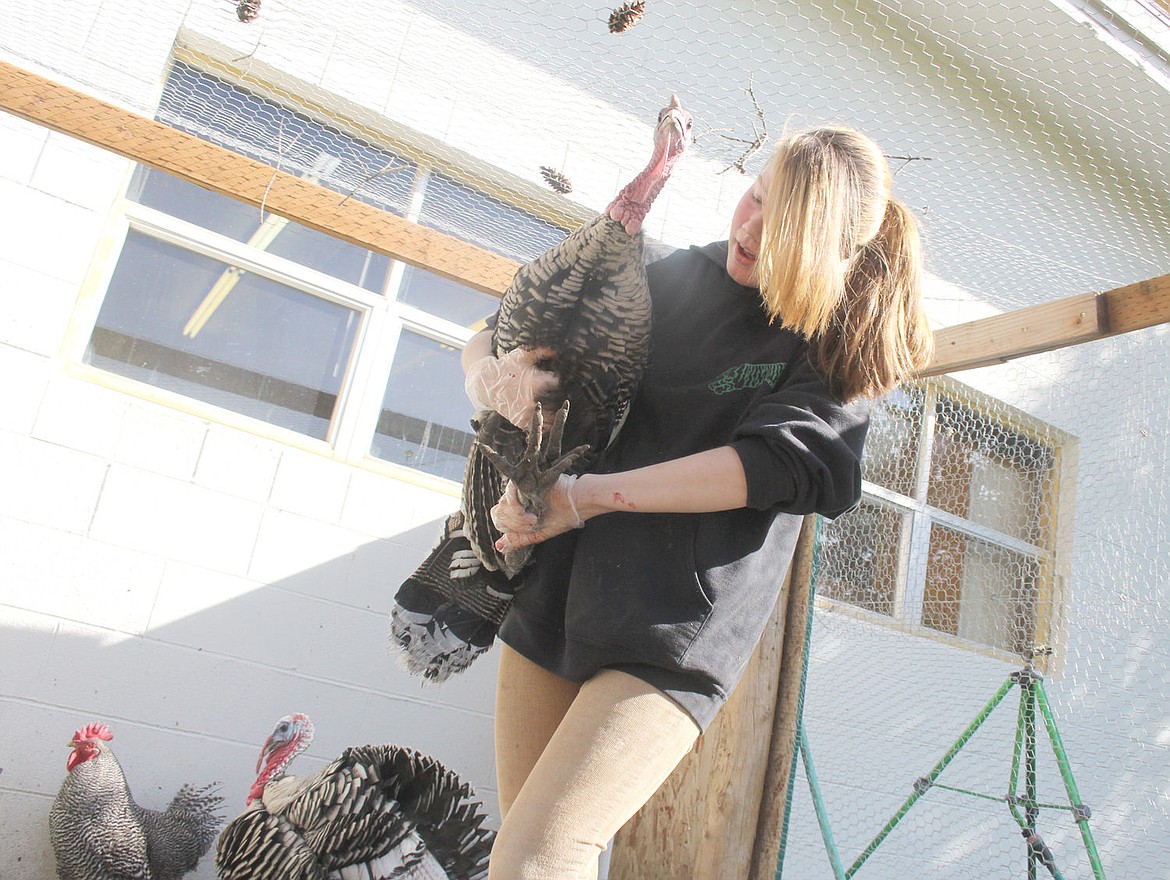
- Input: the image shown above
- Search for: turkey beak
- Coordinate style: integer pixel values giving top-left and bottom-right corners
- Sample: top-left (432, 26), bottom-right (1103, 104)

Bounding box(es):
top-left (662, 95), bottom-right (691, 147)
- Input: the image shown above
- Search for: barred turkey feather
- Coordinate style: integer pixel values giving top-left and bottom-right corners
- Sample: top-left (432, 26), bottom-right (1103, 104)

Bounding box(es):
top-left (217, 739), bottom-right (493, 880)
top-left (390, 95), bottom-right (690, 682)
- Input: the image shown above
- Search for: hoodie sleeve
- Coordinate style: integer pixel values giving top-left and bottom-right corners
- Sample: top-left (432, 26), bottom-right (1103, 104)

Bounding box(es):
top-left (729, 357), bottom-right (871, 518)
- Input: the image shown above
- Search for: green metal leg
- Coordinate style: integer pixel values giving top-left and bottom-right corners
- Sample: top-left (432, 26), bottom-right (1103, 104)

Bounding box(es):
top-left (1035, 681), bottom-right (1107, 880)
top-left (843, 677), bottom-right (1017, 877)
top-left (799, 721), bottom-right (847, 880)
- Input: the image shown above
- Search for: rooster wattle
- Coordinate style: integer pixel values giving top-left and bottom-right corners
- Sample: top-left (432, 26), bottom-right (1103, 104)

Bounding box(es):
top-left (49, 722), bottom-right (223, 880)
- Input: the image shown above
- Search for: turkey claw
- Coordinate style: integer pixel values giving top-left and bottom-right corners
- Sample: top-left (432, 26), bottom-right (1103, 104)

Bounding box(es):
top-left (478, 401), bottom-right (590, 519)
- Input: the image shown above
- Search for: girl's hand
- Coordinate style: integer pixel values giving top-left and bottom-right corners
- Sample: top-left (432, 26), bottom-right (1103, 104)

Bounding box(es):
top-left (492, 475), bottom-right (584, 552)
top-left (464, 347), bottom-right (558, 428)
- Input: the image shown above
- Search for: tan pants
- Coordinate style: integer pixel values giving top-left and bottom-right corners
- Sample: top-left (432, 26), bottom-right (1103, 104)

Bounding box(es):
top-left (489, 645), bottom-right (701, 880)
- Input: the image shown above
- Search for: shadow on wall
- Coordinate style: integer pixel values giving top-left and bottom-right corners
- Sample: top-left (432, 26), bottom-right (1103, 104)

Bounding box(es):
top-left (0, 515), bottom-right (502, 880)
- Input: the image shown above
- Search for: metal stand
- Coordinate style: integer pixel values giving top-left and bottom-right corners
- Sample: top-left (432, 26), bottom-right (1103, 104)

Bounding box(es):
top-left (793, 646), bottom-right (1106, 879)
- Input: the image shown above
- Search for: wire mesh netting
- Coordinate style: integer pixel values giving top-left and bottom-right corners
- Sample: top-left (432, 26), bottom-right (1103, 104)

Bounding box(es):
top-left (2, 0), bottom-right (1168, 877)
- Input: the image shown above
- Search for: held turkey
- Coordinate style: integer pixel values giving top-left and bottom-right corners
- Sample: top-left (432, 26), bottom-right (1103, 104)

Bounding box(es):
top-left (391, 94), bottom-right (692, 682)
top-left (215, 713), bottom-right (495, 880)
top-left (48, 722), bottom-right (224, 880)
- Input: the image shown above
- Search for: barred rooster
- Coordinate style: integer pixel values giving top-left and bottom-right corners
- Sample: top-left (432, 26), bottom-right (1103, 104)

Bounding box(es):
top-left (215, 713), bottom-right (494, 880)
top-left (48, 722), bottom-right (224, 880)
top-left (391, 94), bottom-right (692, 682)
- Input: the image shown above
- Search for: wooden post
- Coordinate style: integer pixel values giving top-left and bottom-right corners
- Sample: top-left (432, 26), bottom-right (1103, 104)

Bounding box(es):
top-left (749, 515), bottom-right (819, 880)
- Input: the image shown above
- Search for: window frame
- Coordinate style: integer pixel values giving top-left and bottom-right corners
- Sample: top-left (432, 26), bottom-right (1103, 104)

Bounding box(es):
top-left (815, 376), bottom-right (1077, 665)
top-left (66, 59), bottom-right (582, 491)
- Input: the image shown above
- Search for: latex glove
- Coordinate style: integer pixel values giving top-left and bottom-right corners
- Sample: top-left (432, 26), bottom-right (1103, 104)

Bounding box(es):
top-left (492, 475), bottom-right (583, 553)
top-left (464, 347), bottom-right (558, 428)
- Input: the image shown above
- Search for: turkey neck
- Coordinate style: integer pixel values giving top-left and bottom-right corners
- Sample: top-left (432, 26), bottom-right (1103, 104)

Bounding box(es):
top-left (605, 105), bottom-right (689, 233)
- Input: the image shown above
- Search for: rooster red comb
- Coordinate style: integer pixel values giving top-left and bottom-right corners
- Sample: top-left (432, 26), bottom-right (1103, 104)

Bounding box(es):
top-left (74, 722), bottom-right (113, 742)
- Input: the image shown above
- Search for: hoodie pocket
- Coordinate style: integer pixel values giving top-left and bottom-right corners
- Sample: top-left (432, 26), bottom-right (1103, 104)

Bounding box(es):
top-left (564, 513), bottom-right (713, 667)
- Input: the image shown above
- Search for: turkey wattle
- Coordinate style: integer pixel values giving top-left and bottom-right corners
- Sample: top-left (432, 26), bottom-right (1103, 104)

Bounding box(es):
top-left (391, 95), bottom-right (692, 683)
top-left (48, 722), bottom-right (224, 880)
top-left (215, 713), bottom-right (495, 880)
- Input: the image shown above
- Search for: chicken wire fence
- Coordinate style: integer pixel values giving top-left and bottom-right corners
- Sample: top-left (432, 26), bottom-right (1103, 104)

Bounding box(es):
top-left (2, 0), bottom-right (1168, 877)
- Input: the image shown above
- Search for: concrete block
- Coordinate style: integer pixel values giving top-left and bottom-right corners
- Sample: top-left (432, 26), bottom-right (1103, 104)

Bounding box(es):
top-left (340, 467), bottom-right (424, 537)
top-left (89, 464), bottom-right (263, 573)
top-left (0, 114), bottom-right (48, 185)
top-left (0, 343), bottom-right (51, 434)
top-left (30, 134), bottom-right (130, 212)
top-left (248, 507), bottom-right (366, 596)
top-left (0, 258), bottom-right (80, 356)
top-left (33, 377), bottom-right (130, 460)
top-left (115, 404), bottom-right (208, 480)
top-left (268, 449), bottom-right (352, 522)
top-left (0, 433), bottom-right (108, 533)
top-left (320, 32), bottom-right (399, 112)
top-left (1, 517), bottom-right (164, 633)
top-left (194, 425), bottom-right (281, 502)
top-left (0, 179), bottom-right (104, 285)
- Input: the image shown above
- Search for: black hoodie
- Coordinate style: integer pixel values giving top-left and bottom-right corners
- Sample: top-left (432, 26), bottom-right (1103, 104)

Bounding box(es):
top-left (499, 241), bottom-right (870, 729)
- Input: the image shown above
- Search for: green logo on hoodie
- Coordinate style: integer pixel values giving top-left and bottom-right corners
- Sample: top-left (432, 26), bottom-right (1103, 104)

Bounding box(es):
top-left (708, 362), bottom-right (787, 394)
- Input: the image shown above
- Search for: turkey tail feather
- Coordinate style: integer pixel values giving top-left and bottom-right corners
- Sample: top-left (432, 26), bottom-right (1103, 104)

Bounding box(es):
top-left (390, 512), bottom-right (513, 683)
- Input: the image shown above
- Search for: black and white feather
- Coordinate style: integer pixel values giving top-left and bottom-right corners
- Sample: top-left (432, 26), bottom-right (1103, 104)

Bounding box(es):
top-left (49, 722), bottom-right (223, 880)
top-left (216, 714), bottom-right (494, 880)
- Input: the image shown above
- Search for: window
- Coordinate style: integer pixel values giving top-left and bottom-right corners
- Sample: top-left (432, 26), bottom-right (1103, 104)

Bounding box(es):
top-left (814, 381), bottom-right (1074, 656)
top-left (84, 62), bottom-right (568, 479)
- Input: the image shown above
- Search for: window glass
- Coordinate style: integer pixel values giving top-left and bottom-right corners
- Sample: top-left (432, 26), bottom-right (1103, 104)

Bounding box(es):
top-left (130, 171), bottom-right (395, 293)
top-left (812, 381), bottom-right (1064, 655)
top-left (862, 385), bottom-right (925, 497)
top-left (418, 172), bottom-right (567, 262)
top-left (86, 231), bottom-right (359, 439)
top-left (372, 331), bottom-right (476, 480)
top-left (159, 64), bottom-right (417, 216)
top-left (395, 264), bottom-right (501, 328)
top-left (923, 524), bottom-right (1040, 654)
top-left (146, 63), bottom-right (416, 294)
top-left (815, 500), bottom-right (905, 617)
top-left (929, 395), bottom-right (1054, 545)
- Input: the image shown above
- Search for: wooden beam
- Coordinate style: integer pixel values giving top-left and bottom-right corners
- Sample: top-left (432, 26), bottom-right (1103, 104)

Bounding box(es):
top-left (921, 273), bottom-right (1170, 376)
top-left (749, 516), bottom-right (819, 880)
top-left (0, 59), bottom-right (519, 297)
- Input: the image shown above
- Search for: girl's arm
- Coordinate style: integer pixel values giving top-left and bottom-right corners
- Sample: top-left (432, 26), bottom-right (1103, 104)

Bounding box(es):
top-left (493, 446), bottom-right (749, 552)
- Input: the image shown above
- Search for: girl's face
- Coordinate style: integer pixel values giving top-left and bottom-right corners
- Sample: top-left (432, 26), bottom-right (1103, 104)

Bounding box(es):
top-left (726, 165), bottom-right (773, 287)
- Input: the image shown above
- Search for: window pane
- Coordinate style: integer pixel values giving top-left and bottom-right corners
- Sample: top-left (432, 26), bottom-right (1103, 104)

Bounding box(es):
top-left (814, 500), bottom-right (906, 617)
top-left (371, 331), bottom-right (476, 480)
top-left (928, 394), bottom-right (1055, 545)
top-left (86, 230), bottom-right (359, 439)
top-left (418, 173), bottom-right (568, 262)
top-left (130, 171), bottom-right (394, 294)
top-left (863, 385), bottom-right (925, 497)
top-left (143, 63), bottom-right (418, 294)
top-left (396, 264), bottom-right (502, 328)
top-left (923, 524), bottom-right (1040, 654)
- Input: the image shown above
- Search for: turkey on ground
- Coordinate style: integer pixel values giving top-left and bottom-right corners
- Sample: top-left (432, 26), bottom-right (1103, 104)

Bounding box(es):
top-left (49, 722), bottom-right (224, 880)
top-left (391, 94), bottom-right (693, 683)
top-left (215, 713), bottom-right (495, 880)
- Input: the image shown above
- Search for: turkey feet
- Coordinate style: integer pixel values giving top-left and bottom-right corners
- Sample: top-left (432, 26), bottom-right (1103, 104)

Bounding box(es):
top-left (478, 401), bottom-right (588, 554)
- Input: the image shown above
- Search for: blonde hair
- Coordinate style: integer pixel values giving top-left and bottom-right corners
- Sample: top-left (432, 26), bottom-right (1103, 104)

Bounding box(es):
top-left (754, 127), bottom-right (933, 400)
